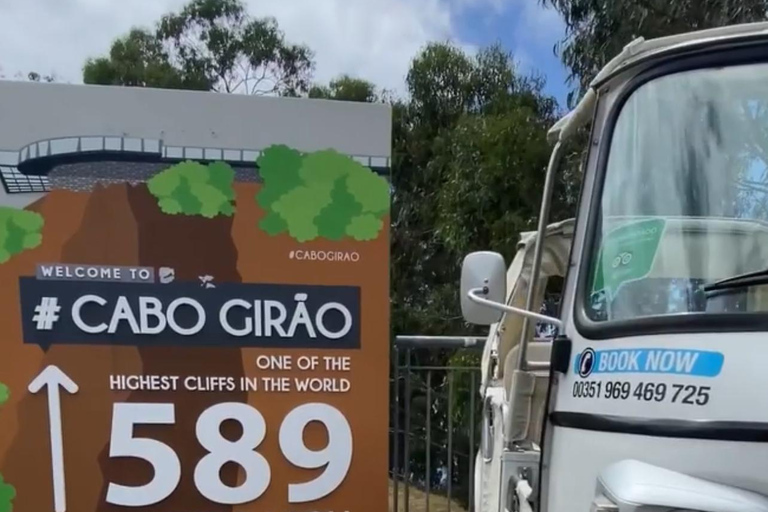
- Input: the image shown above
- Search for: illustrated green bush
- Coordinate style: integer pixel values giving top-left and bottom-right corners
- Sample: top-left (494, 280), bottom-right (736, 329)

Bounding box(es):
top-left (147, 160), bottom-right (236, 218)
top-left (256, 145), bottom-right (390, 242)
top-left (0, 475), bottom-right (13, 512)
top-left (0, 208), bottom-right (44, 265)
top-left (0, 382), bottom-right (14, 512)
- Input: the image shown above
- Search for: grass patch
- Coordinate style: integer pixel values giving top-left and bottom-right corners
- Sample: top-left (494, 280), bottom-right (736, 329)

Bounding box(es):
top-left (389, 479), bottom-right (468, 512)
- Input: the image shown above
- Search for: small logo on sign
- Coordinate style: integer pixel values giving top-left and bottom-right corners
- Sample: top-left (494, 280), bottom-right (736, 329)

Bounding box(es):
top-left (611, 251), bottom-right (633, 268)
top-left (578, 348), bottom-right (595, 378)
top-left (159, 267), bottom-right (175, 284)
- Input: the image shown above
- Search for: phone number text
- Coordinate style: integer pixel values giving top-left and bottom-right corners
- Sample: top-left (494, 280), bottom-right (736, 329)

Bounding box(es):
top-left (572, 381), bottom-right (710, 406)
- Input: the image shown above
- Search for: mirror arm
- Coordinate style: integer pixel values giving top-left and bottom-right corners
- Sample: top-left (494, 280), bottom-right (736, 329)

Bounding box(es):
top-left (518, 140), bottom-right (564, 372)
top-left (467, 288), bottom-right (563, 329)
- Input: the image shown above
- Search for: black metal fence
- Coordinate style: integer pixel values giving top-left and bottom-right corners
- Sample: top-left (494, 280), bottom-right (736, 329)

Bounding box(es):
top-left (390, 336), bottom-right (485, 512)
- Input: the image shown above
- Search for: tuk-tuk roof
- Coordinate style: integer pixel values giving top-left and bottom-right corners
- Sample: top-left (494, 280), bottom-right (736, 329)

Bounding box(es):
top-left (548, 21), bottom-right (768, 143)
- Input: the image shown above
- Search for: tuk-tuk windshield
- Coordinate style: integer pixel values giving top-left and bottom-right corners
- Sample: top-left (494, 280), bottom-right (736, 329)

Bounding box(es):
top-left (587, 62), bottom-right (768, 322)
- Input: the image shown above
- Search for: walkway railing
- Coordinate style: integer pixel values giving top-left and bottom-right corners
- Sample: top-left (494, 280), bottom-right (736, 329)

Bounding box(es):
top-left (0, 135), bottom-right (392, 193)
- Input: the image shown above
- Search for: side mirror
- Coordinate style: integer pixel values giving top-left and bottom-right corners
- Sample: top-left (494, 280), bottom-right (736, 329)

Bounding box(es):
top-left (460, 251), bottom-right (507, 325)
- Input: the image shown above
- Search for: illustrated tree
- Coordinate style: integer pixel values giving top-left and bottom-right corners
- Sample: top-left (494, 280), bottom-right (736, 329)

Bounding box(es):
top-left (256, 145), bottom-right (390, 242)
top-left (147, 160), bottom-right (236, 218)
top-left (0, 382), bottom-right (14, 512)
top-left (83, 0), bottom-right (314, 95)
top-left (0, 208), bottom-right (44, 264)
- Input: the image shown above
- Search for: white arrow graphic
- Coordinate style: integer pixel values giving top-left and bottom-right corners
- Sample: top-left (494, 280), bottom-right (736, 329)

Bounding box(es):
top-left (28, 365), bottom-right (78, 512)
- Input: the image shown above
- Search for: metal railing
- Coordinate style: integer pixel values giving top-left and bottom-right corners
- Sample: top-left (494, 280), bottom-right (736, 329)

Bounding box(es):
top-left (0, 135), bottom-right (392, 193)
top-left (390, 335), bottom-right (485, 512)
top-left (0, 166), bottom-right (49, 193)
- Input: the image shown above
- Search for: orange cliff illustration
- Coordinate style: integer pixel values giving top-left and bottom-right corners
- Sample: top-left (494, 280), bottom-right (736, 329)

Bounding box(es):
top-left (0, 77), bottom-right (391, 512)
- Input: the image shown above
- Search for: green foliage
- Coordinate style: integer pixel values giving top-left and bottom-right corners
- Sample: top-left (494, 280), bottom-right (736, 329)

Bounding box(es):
top-left (147, 161), bottom-right (236, 218)
top-left (298, 150), bottom-right (352, 187)
top-left (84, 0), bottom-right (314, 95)
top-left (0, 375), bottom-right (6, 512)
top-left (390, 41), bottom-right (574, 339)
top-left (256, 145), bottom-right (304, 211)
top-left (434, 100), bottom-right (567, 257)
top-left (0, 473), bottom-right (13, 512)
top-left (256, 146), bottom-right (390, 242)
top-left (315, 179), bottom-right (363, 240)
top-left (0, 208), bottom-right (44, 265)
top-left (346, 169), bottom-right (390, 216)
top-left (83, 29), bottom-right (202, 90)
top-left (207, 162), bottom-right (236, 201)
top-left (346, 214), bottom-right (383, 242)
top-left (271, 185), bottom-right (333, 242)
top-left (0, 382), bottom-right (11, 512)
top-left (309, 75), bottom-right (381, 103)
top-left (541, 0), bottom-right (768, 107)
top-left (259, 212), bottom-right (288, 236)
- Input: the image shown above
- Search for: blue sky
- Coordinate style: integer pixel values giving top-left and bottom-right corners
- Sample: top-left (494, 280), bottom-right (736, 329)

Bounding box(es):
top-left (453, 0), bottom-right (571, 107)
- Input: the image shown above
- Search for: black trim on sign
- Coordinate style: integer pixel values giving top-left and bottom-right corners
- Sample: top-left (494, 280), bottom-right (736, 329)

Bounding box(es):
top-left (551, 411), bottom-right (768, 442)
top-left (574, 41), bottom-right (768, 340)
top-left (17, 152), bottom-right (392, 178)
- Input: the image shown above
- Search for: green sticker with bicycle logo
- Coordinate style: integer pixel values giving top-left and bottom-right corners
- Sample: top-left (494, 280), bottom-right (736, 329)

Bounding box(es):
top-left (592, 218), bottom-right (666, 299)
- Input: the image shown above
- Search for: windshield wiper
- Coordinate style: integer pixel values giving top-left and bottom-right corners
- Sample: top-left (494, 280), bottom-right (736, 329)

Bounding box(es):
top-left (703, 268), bottom-right (768, 294)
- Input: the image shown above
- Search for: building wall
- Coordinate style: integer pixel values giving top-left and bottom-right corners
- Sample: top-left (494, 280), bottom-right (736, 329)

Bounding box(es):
top-left (0, 81), bottom-right (391, 159)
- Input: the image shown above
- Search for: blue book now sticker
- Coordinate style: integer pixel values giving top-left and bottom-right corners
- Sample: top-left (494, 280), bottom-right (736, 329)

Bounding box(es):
top-left (574, 348), bottom-right (724, 378)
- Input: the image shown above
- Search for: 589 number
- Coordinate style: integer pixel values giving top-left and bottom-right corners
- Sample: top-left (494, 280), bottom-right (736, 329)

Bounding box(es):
top-left (106, 402), bottom-right (352, 507)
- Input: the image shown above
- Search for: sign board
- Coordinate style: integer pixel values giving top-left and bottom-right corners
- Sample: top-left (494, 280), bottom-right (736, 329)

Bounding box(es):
top-left (592, 218), bottom-right (666, 299)
top-left (0, 80), bottom-right (391, 512)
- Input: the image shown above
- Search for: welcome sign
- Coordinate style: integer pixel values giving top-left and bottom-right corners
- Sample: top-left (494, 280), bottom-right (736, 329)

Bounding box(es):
top-left (0, 80), bottom-right (391, 512)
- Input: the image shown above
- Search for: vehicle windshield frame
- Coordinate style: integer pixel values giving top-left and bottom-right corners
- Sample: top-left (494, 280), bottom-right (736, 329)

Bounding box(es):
top-left (574, 40), bottom-right (768, 340)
